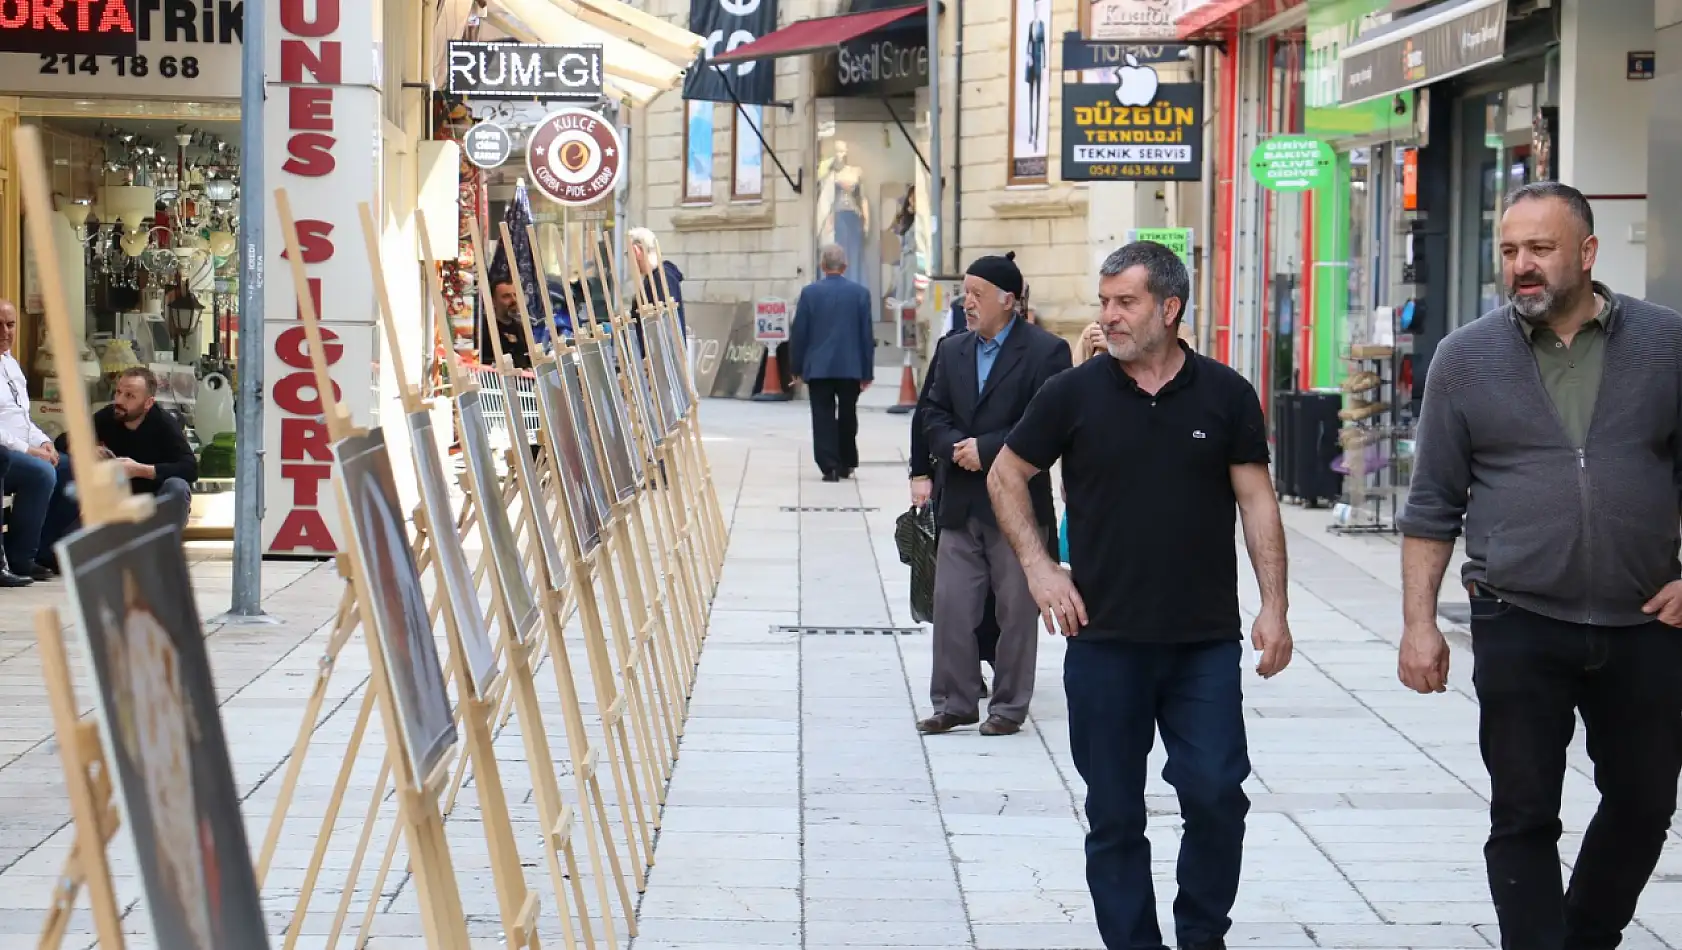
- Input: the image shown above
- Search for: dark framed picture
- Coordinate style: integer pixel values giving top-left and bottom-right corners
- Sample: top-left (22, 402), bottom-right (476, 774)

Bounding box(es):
top-left (560, 354), bottom-right (614, 528)
top-left (58, 513), bottom-right (270, 950)
top-left (408, 410), bottom-right (499, 697)
top-left (644, 317), bottom-right (682, 438)
top-left (578, 338), bottom-right (642, 501)
top-left (502, 381), bottom-right (569, 592)
top-left (333, 428), bottom-right (458, 786)
top-left (626, 327), bottom-right (667, 448)
top-left (536, 362), bottom-right (604, 558)
top-left (656, 311), bottom-right (693, 419)
top-left (456, 391), bottom-right (543, 643)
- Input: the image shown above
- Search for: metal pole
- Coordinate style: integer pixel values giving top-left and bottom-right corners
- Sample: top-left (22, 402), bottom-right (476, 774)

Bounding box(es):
top-left (926, 0), bottom-right (943, 277)
top-left (223, 0), bottom-right (275, 622)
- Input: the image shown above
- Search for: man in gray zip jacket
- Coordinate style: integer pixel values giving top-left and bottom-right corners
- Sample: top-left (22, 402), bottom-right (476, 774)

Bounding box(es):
top-left (1397, 181), bottom-right (1682, 950)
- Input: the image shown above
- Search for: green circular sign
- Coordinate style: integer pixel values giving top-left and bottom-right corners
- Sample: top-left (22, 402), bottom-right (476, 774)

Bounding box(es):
top-left (1249, 136), bottom-right (1335, 192)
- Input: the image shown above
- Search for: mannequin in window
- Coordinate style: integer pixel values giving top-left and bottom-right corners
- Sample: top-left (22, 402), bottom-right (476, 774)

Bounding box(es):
top-left (817, 141), bottom-right (869, 287)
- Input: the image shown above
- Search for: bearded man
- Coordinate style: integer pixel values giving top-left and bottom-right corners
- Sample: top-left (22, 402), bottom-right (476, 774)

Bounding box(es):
top-left (1397, 180), bottom-right (1682, 950)
top-left (987, 240), bottom-right (1290, 950)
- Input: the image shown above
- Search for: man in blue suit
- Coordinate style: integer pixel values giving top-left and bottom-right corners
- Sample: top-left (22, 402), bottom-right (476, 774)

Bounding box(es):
top-left (790, 244), bottom-right (876, 481)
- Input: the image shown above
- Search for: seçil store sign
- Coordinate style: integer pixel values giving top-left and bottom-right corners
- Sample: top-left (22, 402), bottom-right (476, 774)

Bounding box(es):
top-left (261, 0), bottom-right (379, 556)
top-left (0, 0), bottom-right (138, 56)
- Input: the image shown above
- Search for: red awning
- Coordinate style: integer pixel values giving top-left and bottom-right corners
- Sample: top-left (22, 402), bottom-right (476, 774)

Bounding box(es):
top-left (1176, 0), bottom-right (1304, 39)
top-left (709, 5), bottom-right (924, 66)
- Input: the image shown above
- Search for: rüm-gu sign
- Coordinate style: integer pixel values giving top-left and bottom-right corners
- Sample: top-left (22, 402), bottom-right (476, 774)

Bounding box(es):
top-left (448, 41), bottom-right (604, 100)
top-left (0, 0), bottom-right (139, 56)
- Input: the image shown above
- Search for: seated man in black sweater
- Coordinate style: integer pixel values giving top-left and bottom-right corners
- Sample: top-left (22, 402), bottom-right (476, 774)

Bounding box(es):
top-left (39, 367), bottom-right (197, 568)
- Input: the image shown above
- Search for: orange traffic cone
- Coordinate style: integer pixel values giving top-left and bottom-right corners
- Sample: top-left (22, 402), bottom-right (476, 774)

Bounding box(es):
top-left (886, 350), bottom-right (917, 415)
top-left (753, 344), bottom-right (793, 402)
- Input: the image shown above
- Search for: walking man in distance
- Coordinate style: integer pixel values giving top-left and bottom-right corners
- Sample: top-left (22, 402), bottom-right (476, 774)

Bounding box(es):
top-left (918, 251), bottom-right (1070, 737)
top-left (1397, 181), bottom-right (1682, 950)
top-left (790, 243), bottom-right (875, 482)
top-left (989, 241), bottom-right (1292, 950)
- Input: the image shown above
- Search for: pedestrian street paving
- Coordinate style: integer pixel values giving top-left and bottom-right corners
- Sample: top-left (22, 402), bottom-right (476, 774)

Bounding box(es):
top-left (0, 386), bottom-right (1677, 948)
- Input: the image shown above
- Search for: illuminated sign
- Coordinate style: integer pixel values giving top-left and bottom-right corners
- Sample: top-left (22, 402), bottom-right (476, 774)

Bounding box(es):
top-left (0, 0), bottom-right (139, 56)
top-left (447, 41), bottom-right (604, 100)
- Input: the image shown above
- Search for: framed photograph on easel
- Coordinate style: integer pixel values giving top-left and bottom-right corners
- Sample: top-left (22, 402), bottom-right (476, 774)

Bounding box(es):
top-left (537, 361), bottom-right (606, 556)
top-left (455, 389), bottom-right (542, 642)
top-left (577, 337), bottom-right (641, 500)
top-left (333, 428), bottom-right (458, 781)
top-left (58, 513), bottom-right (271, 950)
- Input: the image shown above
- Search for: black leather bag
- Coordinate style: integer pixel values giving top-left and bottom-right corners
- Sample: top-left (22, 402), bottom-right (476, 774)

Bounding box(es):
top-left (894, 504), bottom-right (938, 624)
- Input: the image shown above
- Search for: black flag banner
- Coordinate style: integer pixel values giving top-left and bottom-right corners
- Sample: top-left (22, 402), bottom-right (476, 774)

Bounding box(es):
top-left (682, 0), bottom-right (778, 104)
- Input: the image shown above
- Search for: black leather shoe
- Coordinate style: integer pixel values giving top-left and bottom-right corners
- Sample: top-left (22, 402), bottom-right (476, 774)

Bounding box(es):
top-left (23, 563), bottom-right (55, 582)
top-left (0, 570), bottom-right (34, 588)
top-left (979, 715), bottom-right (1022, 737)
top-left (916, 712), bottom-right (979, 735)
top-left (1180, 940), bottom-right (1226, 950)
top-left (839, 468), bottom-right (854, 479)
top-left (822, 472), bottom-right (841, 482)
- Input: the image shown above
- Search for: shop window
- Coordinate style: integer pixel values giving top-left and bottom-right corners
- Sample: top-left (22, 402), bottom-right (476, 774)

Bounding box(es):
top-left (731, 105), bottom-right (765, 202)
top-left (814, 100), bottom-right (927, 322)
top-left (683, 100), bottom-right (716, 204)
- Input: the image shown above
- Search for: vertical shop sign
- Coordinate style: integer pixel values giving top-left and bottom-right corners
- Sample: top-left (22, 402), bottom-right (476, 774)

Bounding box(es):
top-left (683, 0), bottom-right (777, 105)
top-left (261, 0), bottom-right (380, 555)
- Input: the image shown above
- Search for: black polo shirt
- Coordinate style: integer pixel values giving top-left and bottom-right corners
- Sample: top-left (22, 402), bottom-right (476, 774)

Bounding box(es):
top-left (1006, 342), bottom-right (1269, 644)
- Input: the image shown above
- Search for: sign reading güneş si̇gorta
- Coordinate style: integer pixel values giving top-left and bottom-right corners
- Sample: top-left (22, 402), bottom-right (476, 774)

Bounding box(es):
top-left (1249, 135), bottom-right (1335, 191)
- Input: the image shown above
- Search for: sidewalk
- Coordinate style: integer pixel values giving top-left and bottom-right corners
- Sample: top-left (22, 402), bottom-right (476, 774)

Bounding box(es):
top-left (0, 391), bottom-right (1675, 949)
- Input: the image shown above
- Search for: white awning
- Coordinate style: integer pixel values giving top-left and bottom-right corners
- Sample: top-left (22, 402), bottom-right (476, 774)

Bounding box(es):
top-left (432, 0), bottom-right (703, 106)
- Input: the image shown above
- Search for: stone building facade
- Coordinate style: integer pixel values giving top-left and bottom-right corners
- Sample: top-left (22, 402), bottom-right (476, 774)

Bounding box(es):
top-left (627, 0), bottom-right (1203, 359)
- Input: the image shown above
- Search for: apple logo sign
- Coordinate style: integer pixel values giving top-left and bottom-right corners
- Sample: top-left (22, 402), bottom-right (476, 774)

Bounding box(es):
top-left (1114, 54), bottom-right (1160, 107)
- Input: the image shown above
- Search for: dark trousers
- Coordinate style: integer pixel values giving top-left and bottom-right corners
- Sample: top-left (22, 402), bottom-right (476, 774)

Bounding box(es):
top-left (41, 463), bottom-right (192, 565)
top-left (1065, 638), bottom-right (1250, 950)
top-left (806, 378), bottom-right (861, 476)
top-left (1469, 596), bottom-right (1682, 950)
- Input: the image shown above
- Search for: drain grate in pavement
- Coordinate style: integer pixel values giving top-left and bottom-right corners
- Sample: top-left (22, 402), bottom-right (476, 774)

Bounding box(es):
top-left (776, 625), bottom-right (926, 636)
top-left (780, 505), bottom-right (880, 512)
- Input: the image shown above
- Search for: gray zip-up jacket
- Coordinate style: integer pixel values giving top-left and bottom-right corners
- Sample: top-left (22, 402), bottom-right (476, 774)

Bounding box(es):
top-left (1398, 289), bottom-right (1682, 627)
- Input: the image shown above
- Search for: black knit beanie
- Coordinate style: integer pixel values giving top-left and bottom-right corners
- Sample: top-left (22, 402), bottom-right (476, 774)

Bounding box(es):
top-left (964, 251), bottom-right (1024, 298)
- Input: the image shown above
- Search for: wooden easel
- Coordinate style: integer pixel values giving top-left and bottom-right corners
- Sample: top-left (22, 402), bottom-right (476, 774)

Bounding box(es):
top-left (522, 223), bottom-right (685, 792)
top-left (626, 250), bottom-right (727, 598)
top-left (588, 228), bottom-right (711, 690)
top-left (432, 211), bottom-right (640, 936)
top-left (272, 187), bottom-right (474, 950)
top-left (17, 123), bottom-right (139, 950)
top-left (565, 227), bottom-right (701, 721)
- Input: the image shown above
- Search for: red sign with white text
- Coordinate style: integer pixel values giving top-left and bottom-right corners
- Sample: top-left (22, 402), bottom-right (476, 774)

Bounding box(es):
top-left (261, 0), bottom-right (379, 556)
top-left (0, 0), bottom-right (138, 55)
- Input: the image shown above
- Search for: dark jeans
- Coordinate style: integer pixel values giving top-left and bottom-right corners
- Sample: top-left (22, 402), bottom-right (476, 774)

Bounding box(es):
top-left (806, 378), bottom-right (861, 477)
top-left (1469, 595), bottom-right (1682, 950)
top-left (1, 447), bottom-right (73, 570)
top-left (1065, 638), bottom-right (1250, 950)
top-left (41, 467), bottom-right (193, 564)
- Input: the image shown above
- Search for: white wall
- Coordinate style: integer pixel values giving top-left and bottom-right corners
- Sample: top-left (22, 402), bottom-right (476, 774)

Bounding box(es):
top-left (1561, 0), bottom-right (1654, 295)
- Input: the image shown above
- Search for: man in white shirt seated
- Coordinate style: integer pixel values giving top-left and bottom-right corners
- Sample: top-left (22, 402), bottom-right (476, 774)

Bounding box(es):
top-left (0, 301), bottom-right (72, 583)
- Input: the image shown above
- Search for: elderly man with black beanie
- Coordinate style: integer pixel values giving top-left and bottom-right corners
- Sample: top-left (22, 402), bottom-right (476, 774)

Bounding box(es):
top-left (918, 252), bottom-right (1072, 736)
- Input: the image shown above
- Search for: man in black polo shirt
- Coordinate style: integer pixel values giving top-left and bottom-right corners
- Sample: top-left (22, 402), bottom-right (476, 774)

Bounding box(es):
top-left (988, 241), bottom-right (1293, 950)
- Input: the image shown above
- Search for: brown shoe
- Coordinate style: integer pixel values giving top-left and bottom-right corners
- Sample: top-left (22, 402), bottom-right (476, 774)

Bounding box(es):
top-left (979, 715), bottom-right (1021, 736)
top-left (917, 713), bottom-right (979, 735)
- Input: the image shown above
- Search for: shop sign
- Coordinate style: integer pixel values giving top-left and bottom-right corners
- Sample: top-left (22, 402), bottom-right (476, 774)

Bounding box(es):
top-left (463, 121), bottom-right (514, 169)
top-left (753, 298), bottom-right (788, 343)
top-left (0, 0), bottom-right (240, 98)
top-left (0, 0), bottom-right (138, 56)
top-left (446, 41), bottom-right (605, 101)
top-left (1629, 51), bottom-right (1655, 81)
top-left (683, 0), bottom-right (778, 105)
top-left (813, 28), bottom-right (928, 98)
top-left (1060, 79), bottom-right (1203, 182)
top-left (525, 108), bottom-right (623, 207)
top-left (262, 0), bottom-right (380, 556)
top-left (1305, 0), bottom-right (1412, 141)
top-left (1249, 136), bottom-right (1335, 191)
top-left (1126, 227), bottom-right (1195, 327)
top-left (1340, 0), bottom-right (1507, 106)
top-left (1085, 0), bottom-right (1177, 42)
top-left (1062, 31), bottom-right (1185, 70)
